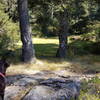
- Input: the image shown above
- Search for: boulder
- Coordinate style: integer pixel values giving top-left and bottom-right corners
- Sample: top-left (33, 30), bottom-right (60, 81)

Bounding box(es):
top-left (23, 78), bottom-right (80, 100)
top-left (4, 86), bottom-right (29, 100)
top-left (4, 77), bottom-right (39, 100)
top-left (23, 86), bottom-right (55, 100)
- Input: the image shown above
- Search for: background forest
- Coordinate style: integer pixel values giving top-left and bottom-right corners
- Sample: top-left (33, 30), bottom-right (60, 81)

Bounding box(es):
top-left (0, 0), bottom-right (100, 100)
top-left (0, 0), bottom-right (100, 57)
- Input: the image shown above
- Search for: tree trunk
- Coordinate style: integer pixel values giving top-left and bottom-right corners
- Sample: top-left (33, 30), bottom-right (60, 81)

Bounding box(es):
top-left (56, 34), bottom-right (68, 58)
top-left (18, 0), bottom-right (35, 63)
top-left (56, 10), bottom-right (69, 58)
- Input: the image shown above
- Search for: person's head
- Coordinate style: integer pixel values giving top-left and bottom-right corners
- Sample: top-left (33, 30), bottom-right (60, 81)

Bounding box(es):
top-left (0, 50), bottom-right (14, 74)
top-left (0, 58), bottom-right (10, 75)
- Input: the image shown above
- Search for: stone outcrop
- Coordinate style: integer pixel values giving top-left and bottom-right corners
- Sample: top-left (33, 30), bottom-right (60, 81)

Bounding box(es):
top-left (23, 78), bottom-right (80, 100)
top-left (4, 69), bottom-right (98, 100)
top-left (5, 73), bottom-right (81, 100)
top-left (4, 76), bottom-right (39, 100)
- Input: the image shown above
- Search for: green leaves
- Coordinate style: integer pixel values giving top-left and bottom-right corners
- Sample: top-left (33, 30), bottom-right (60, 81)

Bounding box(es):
top-left (0, 2), bottom-right (19, 52)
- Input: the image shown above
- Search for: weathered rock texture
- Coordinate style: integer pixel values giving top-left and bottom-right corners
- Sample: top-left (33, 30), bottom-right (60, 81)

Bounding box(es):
top-left (23, 78), bottom-right (80, 100)
top-left (5, 73), bottom-right (81, 100)
top-left (4, 75), bottom-right (39, 100)
top-left (4, 69), bottom-right (98, 100)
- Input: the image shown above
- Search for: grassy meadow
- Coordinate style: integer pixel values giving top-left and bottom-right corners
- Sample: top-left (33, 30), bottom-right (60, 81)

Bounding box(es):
top-left (7, 37), bottom-right (100, 75)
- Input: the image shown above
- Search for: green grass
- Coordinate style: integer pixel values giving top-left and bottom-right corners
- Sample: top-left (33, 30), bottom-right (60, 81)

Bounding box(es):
top-left (5, 37), bottom-right (100, 75)
top-left (79, 77), bottom-right (100, 100)
top-left (33, 38), bottom-right (59, 57)
top-left (69, 39), bottom-right (100, 56)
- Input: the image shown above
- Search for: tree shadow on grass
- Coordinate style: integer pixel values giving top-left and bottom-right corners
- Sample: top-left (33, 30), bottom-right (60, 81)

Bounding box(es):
top-left (68, 40), bottom-right (100, 55)
top-left (67, 39), bottom-right (100, 74)
top-left (7, 43), bottom-right (60, 64)
top-left (3, 42), bottom-right (100, 75)
top-left (3, 40), bottom-right (100, 61)
top-left (34, 43), bottom-right (58, 58)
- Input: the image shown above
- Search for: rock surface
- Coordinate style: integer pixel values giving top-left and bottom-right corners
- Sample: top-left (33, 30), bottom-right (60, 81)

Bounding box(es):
top-left (5, 75), bottom-right (39, 100)
top-left (4, 86), bottom-right (29, 100)
top-left (4, 70), bottom-right (96, 100)
top-left (23, 78), bottom-right (80, 100)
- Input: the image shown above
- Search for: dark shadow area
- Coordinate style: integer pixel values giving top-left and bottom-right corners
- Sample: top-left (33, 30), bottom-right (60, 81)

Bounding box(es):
top-left (6, 74), bottom-right (45, 86)
top-left (6, 74), bottom-right (26, 86)
top-left (69, 40), bottom-right (100, 55)
top-left (84, 70), bottom-right (100, 74)
top-left (1, 43), bottom-right (59, 64)
top-left (34, 43), bottom-right (58, 57)
top-left (0, 43), bottom-right (70, 64)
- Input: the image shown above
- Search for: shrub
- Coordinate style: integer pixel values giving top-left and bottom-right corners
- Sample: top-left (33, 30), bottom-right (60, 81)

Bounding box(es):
top-left (79, 77), bottom-right (100, 100)
top-left (0, 2), bottom-right (19, 56)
